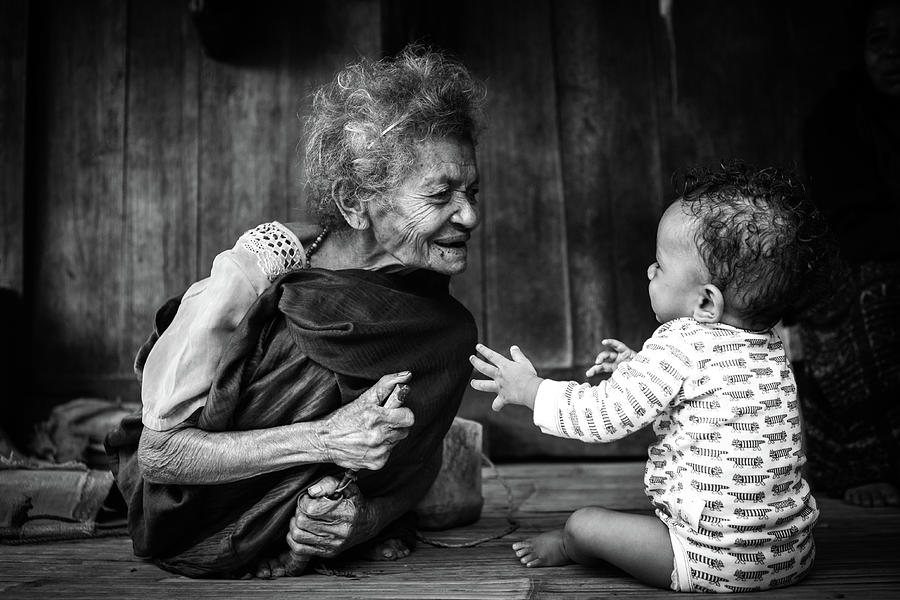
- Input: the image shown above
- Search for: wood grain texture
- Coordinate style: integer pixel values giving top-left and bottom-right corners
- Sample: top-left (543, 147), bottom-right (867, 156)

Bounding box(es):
top-left (553, 0), bottom-right (663, 360)
top-left (28, 0), bottom-right (128, 393)
top-left (455, 0), bottom-right (572, 368)
top-left (655, 1), bottom-right (797, 173)
top-left (1, 461), bottom-right (898, 599)
top-left (0, 0), bottom-right (27, 293)
top-left (124, 0), bottom-right (201, 370)
top-left (197, 1), bottom-right (381, 272)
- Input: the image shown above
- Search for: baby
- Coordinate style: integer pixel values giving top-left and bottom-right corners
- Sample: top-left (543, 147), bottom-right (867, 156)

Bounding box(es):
top-left (470, 163), bottom-right (828, 593)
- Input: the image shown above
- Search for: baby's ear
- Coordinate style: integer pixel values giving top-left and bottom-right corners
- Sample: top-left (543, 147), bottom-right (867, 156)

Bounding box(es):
top-left (693, 284), bottom-right (724, 324)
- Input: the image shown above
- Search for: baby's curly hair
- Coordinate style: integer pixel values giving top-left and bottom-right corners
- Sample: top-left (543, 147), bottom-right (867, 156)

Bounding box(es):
top-left (304, 44), bottom-right (486, 230)
top-left (675, 161), bottom-right (835, 328)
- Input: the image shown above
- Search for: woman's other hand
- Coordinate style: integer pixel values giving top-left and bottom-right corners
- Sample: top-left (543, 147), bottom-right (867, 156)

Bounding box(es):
top-left (318, 371), bottom-right (414, 471)
top-left (469, 343), bottom-right (542, 412)
top-left (287, 476), bottom-right (373, 557)
top-left (585, 338), bottom-right (636, 378)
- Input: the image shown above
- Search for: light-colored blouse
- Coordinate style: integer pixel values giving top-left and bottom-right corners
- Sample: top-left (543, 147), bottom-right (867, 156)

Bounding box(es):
top-left (140, 222), bottom-right (305, 431)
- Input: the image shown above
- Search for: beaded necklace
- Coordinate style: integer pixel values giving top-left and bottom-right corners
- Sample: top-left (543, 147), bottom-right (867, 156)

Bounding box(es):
top-left (303, 226), bottom-right (330, 268)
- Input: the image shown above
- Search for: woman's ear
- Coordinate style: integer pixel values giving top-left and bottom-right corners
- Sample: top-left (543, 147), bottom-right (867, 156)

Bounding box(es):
top-left (332, 180), bottom-right (370, 230)
top-left (693, 284), bottom-right (724, 323)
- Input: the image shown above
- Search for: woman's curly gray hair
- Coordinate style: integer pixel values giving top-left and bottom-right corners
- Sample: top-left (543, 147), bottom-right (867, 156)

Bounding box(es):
top-left (304, 45), bottom-right (486, 230)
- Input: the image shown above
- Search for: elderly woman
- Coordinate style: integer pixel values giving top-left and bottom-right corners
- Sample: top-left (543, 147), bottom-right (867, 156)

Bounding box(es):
top-left (106, 46), bottom-right (484, 578)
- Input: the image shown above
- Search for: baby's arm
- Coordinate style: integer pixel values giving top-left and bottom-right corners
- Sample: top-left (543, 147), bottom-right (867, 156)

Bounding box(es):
top-left (585, 338), bottom-right (637, 378)
top-left (473, 332), bottom-right (691, 444)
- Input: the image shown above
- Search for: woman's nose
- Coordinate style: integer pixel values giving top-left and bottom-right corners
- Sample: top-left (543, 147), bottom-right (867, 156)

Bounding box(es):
top-left (451, 194), bottom-right (479, 229)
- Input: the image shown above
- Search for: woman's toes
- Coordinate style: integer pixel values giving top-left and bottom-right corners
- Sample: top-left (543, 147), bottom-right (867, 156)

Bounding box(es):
top-left (364, 538), bottom-right (410, 561)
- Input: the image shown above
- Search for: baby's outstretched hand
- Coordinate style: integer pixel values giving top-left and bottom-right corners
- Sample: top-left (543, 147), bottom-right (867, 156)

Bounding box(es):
top-left (585, 338), bottom-right (637, 377)
top-left (469, 343), bottom-right (542, 412)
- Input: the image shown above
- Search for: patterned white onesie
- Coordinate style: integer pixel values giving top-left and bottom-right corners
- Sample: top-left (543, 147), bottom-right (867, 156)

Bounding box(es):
top-left (533, 318), bottom-right (818, 593)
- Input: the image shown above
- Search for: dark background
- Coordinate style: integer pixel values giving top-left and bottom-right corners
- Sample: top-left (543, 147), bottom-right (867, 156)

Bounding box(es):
top-left (0, 0), bottom-right (859, 458)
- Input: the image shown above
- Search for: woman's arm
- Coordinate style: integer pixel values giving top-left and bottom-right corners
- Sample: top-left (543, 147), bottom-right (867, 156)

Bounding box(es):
top-left (141, 222), bottom-right (303, 432)
top-left (139, 372), bottom-right (415, 485)
top-left (139, 419), bottom-right (329, 485)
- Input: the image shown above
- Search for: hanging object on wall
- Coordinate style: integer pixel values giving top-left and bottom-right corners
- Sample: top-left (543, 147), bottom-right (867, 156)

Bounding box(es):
top-left (188, 0), bottom-right (260, 61)
top-left (659, 0), bottom-right (679, 109)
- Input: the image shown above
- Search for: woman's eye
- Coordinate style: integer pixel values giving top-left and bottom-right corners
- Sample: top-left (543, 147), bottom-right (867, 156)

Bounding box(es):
top-left (429, 190), bottom-right (451, 202)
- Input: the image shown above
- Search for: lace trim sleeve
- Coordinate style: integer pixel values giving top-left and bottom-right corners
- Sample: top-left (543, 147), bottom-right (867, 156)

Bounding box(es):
top-left (237, 221), bottom-right (304, 281)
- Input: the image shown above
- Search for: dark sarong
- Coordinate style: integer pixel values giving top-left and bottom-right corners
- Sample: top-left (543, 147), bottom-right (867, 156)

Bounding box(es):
top-left (106, 268), bottom-right (476, 577)
top-left (799, 261), bottom-right (900, 495)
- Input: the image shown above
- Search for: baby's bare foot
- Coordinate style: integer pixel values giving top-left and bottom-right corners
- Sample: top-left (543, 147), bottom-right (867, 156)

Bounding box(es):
top-left (512, 529), bottom-right (573, 568)
top-left (361, 537), bottom-right (412, 561)
top-left (844, 482), bottom-right (900, 507)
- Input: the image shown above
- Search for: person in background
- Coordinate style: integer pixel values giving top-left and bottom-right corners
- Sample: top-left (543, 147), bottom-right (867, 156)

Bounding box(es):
top-left (798, 0), bottom-right (900, 507)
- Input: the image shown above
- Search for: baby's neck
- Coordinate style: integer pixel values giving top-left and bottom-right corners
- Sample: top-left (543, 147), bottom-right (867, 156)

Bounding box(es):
top-left (715, 311), bottom-right (772, 332)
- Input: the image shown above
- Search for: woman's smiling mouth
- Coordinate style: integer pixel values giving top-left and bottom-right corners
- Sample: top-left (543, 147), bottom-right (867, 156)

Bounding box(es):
top-left (434, 234), bottom-right (470, 250)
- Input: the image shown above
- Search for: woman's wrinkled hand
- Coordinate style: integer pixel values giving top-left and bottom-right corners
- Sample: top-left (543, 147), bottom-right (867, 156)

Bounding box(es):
top-left (318, 371), bottom-right (415, 471)
top-left (286, 475), bottom-right (372, 558)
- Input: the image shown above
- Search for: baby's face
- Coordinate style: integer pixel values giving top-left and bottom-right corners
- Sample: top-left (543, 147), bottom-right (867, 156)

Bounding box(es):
top-left (646, 202), bottom-right (709, 323)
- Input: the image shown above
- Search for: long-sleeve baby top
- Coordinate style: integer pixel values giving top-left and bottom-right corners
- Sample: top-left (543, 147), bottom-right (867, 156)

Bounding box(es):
top-left (533, 318), bottom-right (818, 590)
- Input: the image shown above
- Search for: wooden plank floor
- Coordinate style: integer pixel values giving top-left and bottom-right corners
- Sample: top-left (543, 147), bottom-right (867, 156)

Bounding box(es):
top-left (2, 461), bottom-right (899, 599)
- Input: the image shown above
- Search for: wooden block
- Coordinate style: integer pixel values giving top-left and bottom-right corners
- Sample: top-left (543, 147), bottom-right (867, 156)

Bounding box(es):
top-left (416, 417), bottom-right (484, 530)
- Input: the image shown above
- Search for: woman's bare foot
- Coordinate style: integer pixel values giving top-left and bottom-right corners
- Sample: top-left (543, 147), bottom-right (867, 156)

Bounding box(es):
top-left (252, 551), bottom-right (310, 578)
top-left (512, 529), bottom-right (574, 568)
top-left (844, 482), bottom-right (900, 507)
top-left (360, 537), bottom-right (412, 561)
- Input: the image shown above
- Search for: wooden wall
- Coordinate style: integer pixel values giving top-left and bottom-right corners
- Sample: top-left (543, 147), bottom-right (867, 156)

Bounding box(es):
top-left (1, 0), bottom-right (855, 457)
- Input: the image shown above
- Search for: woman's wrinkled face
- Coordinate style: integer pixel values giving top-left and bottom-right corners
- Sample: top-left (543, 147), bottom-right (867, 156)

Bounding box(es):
top-left (865, 3), bottom-right (900, 97)
top-left (368, 136), bottom-right (480, 275)
top-left (646, 202), bottom-right (708, 323)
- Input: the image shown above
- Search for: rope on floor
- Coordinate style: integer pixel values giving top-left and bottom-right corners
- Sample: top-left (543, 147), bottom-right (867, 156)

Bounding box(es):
top-left (416, 453), bottom-right (520, 548)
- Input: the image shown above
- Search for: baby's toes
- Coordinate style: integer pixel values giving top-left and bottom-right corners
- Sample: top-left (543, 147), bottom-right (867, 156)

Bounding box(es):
top-left (512, 541), bottom-right (532, 556)
top-left (525, 555), bottom-right (545, 567)
top-left (514, 547), bottom-right (539, 565)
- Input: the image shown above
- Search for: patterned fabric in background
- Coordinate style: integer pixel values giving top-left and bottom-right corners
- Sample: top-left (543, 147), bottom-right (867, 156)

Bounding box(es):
top-left (799, 261), bottom-right (900, 495)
